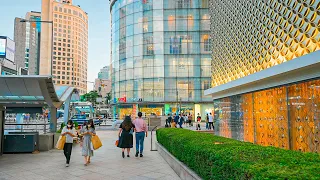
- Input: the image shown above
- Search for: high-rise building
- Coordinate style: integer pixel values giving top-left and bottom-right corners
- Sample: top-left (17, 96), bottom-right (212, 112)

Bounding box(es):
top-left (110, 0), bottom-right (211, 119)
top-left (98, 66), bottom-right (110, 80)
top-left (14, 11), bottom-right (41, 75)
top-left (41, 0), bottom-right (88, 94)
top-left (205, 1), bottom-right (320, 152)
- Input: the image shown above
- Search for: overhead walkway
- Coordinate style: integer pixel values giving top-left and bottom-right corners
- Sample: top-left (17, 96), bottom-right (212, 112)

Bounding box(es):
top-left (0, 75), bottom-right (79, 155)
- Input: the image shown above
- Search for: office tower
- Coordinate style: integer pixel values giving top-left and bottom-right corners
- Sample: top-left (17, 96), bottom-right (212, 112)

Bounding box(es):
top-left (14, 11), bottom-right (41, 75)
top-left (41, 0), bottom-right (88, 94)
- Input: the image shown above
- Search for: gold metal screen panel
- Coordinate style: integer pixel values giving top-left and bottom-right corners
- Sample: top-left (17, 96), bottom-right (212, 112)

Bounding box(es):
top-left (288, 80), bottom-right (320, 152)
top-left (209, 0), bottom-right (320, 87)
top-left (253, 87), bottom-right (289, 149)
top-left (242, 94), bottom-right (254, 143)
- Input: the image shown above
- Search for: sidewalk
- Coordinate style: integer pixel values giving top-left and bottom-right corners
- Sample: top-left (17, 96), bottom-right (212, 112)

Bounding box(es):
top-left (0, 130), bottom-right (180, 180)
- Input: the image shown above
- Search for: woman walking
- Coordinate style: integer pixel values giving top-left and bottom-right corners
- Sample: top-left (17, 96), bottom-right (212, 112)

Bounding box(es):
top-left (80, 119), bottom-right (96, 166)
top-left (61, 120), bottom-right (77, 167)
top-left (118, 116), bottom-right (135, 158)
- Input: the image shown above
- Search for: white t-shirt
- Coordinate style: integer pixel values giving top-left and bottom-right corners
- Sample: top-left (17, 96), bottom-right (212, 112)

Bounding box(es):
top-left (208, 115), bottom-right (213, 122)
top-left (62, 126), bottom-right (76, 143)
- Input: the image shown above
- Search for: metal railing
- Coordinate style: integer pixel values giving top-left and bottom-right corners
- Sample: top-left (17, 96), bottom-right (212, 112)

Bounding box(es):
top-left (4, 123), bottom-right (51, 134)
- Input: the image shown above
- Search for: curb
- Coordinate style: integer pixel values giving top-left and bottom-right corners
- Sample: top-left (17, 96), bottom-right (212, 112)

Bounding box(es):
top-left (156, 142), bottom-right (202, 180)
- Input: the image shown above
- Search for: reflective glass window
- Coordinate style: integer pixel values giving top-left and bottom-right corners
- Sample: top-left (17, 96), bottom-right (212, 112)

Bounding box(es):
top-left (164, 78), bottom-right (176, 89)
top-left (154, 67), bottom-right (164, 77)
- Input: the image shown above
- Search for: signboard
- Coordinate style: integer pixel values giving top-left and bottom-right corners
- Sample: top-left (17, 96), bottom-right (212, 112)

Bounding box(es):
top-left (0, 37), bottom-right (15, 62)
top-left (5, 38), bottom-right (15, 62)
top-left (0, 38), bottom-right (6, 57)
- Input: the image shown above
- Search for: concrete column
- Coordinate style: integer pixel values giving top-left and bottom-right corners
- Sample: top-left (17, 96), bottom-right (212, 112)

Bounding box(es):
top-left (0, 106), bottom-right (5, 155)
top-left (50, 107), bottom-right (57, 133)
top-left (63, 95), bottom-right (72, 124)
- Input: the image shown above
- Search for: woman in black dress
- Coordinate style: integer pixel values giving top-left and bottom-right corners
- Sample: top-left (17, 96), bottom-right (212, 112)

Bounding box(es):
top-left (118, 116), bottom-right (135, 158)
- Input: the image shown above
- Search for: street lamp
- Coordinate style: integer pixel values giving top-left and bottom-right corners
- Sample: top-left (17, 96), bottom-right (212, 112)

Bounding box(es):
top-left (20, 19), bottom-right (54, 75)
top-left (83, 80), bottom-right (95, 91)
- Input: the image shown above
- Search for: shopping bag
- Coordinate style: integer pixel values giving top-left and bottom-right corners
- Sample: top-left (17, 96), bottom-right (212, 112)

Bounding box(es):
top-left (115, 140), bottom-right (119, 146)
top-left (56, 135), bottom-right (66, 150)
top-left (91, 135), bottom-right (102, 150)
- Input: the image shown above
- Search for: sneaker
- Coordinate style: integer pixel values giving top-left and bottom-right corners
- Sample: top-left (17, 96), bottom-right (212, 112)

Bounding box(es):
top-left (140, 154), bottom-right (143, 157)
top-left (135, 152), bottom-right (139, 157)
top-left (66, 164), bottom-right (69, 167)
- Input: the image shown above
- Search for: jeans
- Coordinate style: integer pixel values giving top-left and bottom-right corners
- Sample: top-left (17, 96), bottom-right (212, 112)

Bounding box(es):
top-left (135, 132), bottom-right (145, 154)
top-left (63, 143), bottom-right (73, 164)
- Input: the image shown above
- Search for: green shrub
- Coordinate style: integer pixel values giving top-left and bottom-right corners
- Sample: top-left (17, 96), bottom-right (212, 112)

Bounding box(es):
top-left (156, 128), bottom-right (320, 180)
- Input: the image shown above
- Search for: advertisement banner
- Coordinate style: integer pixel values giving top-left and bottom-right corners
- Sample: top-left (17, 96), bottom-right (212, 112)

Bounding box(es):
top-left (0, 38), bottom-right (6, 57)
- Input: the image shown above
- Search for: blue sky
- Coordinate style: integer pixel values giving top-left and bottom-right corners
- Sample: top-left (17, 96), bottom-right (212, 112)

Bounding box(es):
top-left (0, 0), bottom-right (111, 90)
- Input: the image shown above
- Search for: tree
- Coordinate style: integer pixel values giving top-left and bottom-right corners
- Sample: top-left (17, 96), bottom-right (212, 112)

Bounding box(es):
top-left (81, 91), bottom-right (99, 105)
top-left (106, 92), bottom-right (112, 105)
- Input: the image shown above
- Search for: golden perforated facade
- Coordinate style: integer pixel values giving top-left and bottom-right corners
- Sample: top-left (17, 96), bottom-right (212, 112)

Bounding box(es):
top-left (209, 0), bottom-right (320, 87)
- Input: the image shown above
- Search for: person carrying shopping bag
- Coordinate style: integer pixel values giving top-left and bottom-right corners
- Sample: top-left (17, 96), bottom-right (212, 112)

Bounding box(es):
top-left (80, 119), bottom-right (96, 166)
top-left (61, 120), bottom-right (77, 167)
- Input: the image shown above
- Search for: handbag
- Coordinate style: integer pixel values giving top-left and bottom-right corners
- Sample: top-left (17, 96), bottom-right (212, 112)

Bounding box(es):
top-left (91, 135), bottom-right (102, 150)
top-left (129, 128), bottom-right (134, 135)
top-left (56, 135), bottom-right (66, 150)
top-left (115, 140), bottom-right (119, 146)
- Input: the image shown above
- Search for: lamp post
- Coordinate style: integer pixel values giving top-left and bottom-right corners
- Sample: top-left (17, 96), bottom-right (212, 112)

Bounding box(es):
top-left (83, 80), bottom-right (95, 92)
top-left (20, 19), bottom-right (54, 75)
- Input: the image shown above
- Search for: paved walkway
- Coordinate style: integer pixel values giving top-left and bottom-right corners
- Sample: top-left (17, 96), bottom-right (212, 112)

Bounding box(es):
top-left (0, 129), bottom-right (180, 180)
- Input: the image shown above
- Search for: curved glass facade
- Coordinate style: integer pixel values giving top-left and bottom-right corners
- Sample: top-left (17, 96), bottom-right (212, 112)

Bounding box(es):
top-left (111, 0), bottom-right (211, 115)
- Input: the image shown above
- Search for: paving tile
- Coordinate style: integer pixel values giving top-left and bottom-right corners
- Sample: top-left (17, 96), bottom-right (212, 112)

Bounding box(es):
top-left (0, 130), bottom-right (180, 180)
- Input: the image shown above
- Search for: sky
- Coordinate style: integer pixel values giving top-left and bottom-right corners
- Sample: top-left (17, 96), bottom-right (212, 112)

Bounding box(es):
top-left (0, 0), bottom-right (111, 91)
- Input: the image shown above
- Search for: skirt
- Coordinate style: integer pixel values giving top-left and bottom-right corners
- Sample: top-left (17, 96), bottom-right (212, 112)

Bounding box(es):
top-left (118, 131), bottom-right (133, 148)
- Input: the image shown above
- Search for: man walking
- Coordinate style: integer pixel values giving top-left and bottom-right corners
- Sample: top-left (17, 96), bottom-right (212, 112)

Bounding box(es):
top-left (208, 113), bottom-right (214, 130)
top-left (174, 113), bottom-right (179, 128)
top-left (178, 114), bottom-right (184, 128)
top-left (133, 112), bottom-right (148, 157)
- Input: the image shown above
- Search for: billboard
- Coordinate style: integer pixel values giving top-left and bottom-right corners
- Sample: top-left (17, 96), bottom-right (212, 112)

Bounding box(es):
top-left (0, 37), bottom-right (15, 62)
top-left (5, 38), bottom-right (15, 62)
top-left (0, 38), bottom-right (5, 57)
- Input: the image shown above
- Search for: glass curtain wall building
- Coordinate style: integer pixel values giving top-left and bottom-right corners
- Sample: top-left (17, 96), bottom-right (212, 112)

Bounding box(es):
top-left (110, 0), bottom-right (211, 119)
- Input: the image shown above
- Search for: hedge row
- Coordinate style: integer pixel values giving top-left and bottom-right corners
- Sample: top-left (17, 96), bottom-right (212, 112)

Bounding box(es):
top-left (156, 128), bottom-right (320, 180)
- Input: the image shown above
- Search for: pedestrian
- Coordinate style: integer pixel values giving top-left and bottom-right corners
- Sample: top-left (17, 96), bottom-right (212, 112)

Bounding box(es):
top-left (184, 114), bottom-right (188, 127)
top-left (61, 120), bottom-right (77, 167)
top-left (208, 113), bottom-right (214, 130)
top-left (167, 114), bottom-right (172, 128)
top-left (171, 113), bottom-right (176, 128)
top-left (80, 119), bottom-right (96, 166)
top-left (196, 113), bottom-right (201, 130)
top-left (188, 113), bottom-right (193, 126)
top-left (174, 113), bottom-right (179, 127)
top-left (118, 116), bottom-right (135, 158)
top-left (133, 112), bottom-right (148, 157)
top-left (178, 114), bottom-right (184, 128)
top-left (206, 114), bottom-right (209, 130)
